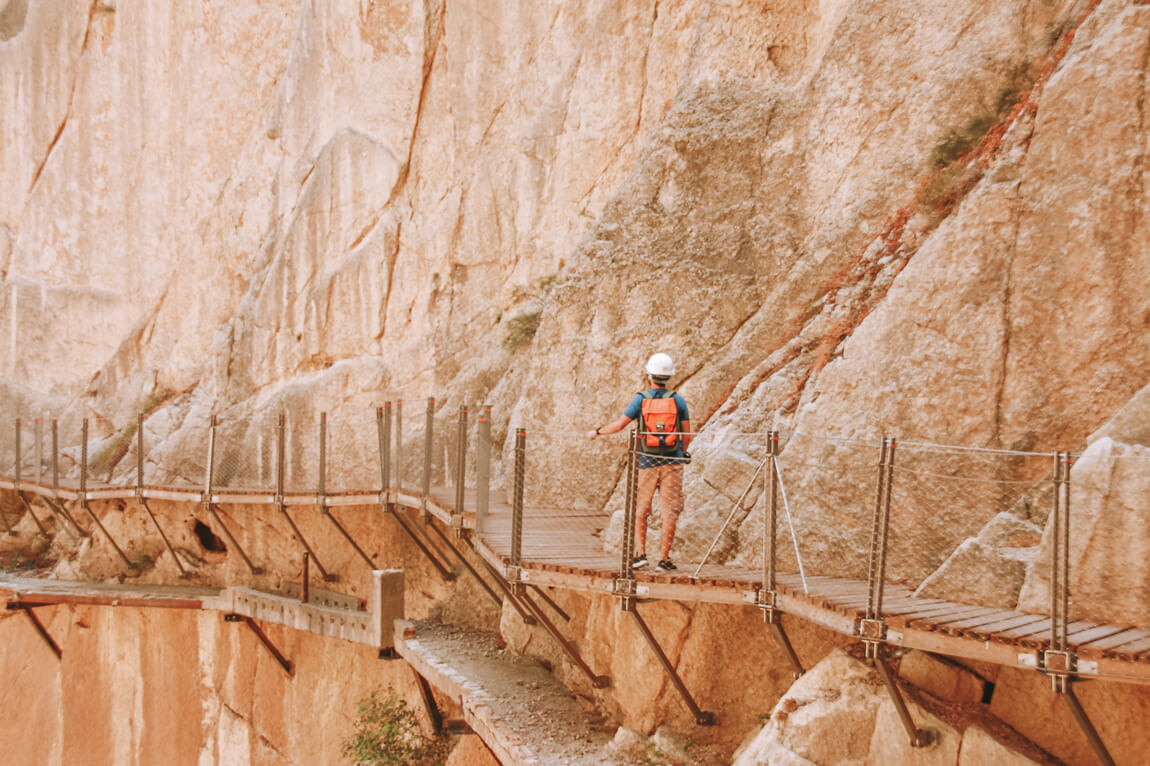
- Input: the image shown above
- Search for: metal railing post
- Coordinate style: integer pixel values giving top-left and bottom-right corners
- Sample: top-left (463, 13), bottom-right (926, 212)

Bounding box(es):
top-left (475, 406), bottom-right (492, 536)
top-left (79, 418), bottom-right (134, 568)
top-left (137, 412), bottom-right (190, 577)
top-left (620, 431), bottom-right (640, 584)
top-left (764, 430), bottom-right (779, 595)
top-left (205, 415), bottom-right (263, 575)
top-left (422, 397), bottom-right (435, 518)
top-left (320, 412), bottom-right (374, 569)
top-left (45, 418), bottom-right (85, 537)
top-left (14, 417), bottom-right (50, 539)
top-left (453, 405), bottom-right (468, 535)
top-left (34, 417), bottom-right (42, 485)
top-left (377, 404), bottom-right (391, 498)
top-left (395, 400), bottom-right (404, 493)
top-left (275, 413), bottom-right (333, 580)
top-left (509, 428), bottom-right (526, 583)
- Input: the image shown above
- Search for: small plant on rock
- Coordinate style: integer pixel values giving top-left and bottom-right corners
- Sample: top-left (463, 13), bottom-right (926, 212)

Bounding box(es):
top-left (342, 689), bottom-right (449, 766)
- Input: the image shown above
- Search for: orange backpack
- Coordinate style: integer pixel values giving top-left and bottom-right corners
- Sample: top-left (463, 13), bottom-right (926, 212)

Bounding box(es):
top-left (639, 390), bottom-right (680, 454)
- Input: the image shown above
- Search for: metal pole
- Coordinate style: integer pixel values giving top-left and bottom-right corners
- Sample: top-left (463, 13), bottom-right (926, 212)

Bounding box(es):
top-left (34, 417), bottom-right (43, 485)
top-left (395, 400), bottom-right (404, 493)
top-left (422, 397), bottom-right (434, 517)
top-left (765, 430), bottom-right (779, 594)
top-left (510, 429), bottom-right (526, 572)
top-left (1060, 452), bottom-right (1072, 652)
top-left (80, 418), bottom-right (134, 568)
top-left (628, 604), bottom-right (716, 725)
top-left (377, 404), bottom-right (391, 497)
top-left (875, 658), bottom-right (930, 747)
top-left (47, 418), bottom-right (86, 537)
top-left (476, 406), bottom-right (491, 536)
top-left (1063, 685), bottom-right (1116, 766)
top-left (1050, 452), bottom-right (1063, 651)
top-left (320, 412), bottom-right (375, 569)
top-left (14, 417), bottom-right (50, 538)
top-left (318, 412), bottom-right (327, 500)
top-left (301, 551), bottom-right (310, 604)
top-left (865, 438), bottom-right (890, 621)
top-left (136, 413), bottom-right (190, 577)
top-left (454, 405), bottom-right (468, 533)
top-left (874, 437), bottom-right (896, 617)
top-left (275, 413), bottom-right (333, 581)
top-left (205, 416), bottom-right (263, 575)
top-left (620, 430), bottom-right (639, 581)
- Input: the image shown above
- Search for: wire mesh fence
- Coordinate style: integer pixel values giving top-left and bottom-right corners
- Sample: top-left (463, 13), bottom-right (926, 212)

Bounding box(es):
top-left (3, 403), bottom-right (1150, 631)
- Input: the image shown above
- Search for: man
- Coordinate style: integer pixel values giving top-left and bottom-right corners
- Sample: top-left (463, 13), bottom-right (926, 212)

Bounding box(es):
top-left (587, 352), bottom-right (692, 571)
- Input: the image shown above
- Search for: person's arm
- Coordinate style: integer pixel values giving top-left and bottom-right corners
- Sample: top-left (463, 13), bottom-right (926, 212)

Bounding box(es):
top-left (587, 414), bottom-right (633, 441)
top-left (680, 419), bottom-right (693, 450)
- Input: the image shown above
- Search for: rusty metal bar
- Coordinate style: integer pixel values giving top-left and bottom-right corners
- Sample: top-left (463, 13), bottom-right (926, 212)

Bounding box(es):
top-left (317, 414), bottom-right (373, 569)
top-left (34, 417), bottom-right (43, 485)
top-left (510, 428), bottom-right (526, 571)
top-left (14, 418), bottom-right (49, 538)
top-left (395, 399), bottom-right (404, 493)
top-left (16, 606), bottom-right (62, 659)
top-left (865, 438), bottom-right (891, 621)
top-left (16, 491), bottom-right (50, 539)
top-left (475, 406), bottom-right (492, 536)
top-left (620, 430), bottom-right (639, 582)
top-left (769, 620), bottom-right (804, 679)
top-left (390, 505), bottom-right (456, 581)
top-left (765, 430), bottom-right (779, 594)
top-left (48, 419), bottom-right (86, 538)
top-left (470, 557), bottom-right (536, 625)
top-left (1062, 684), bottom-right (1116, 766)
top-left (377, 404), bottom-right (391, 495)
top-left (275, 414), bottom-right (335, 581)
top-left (874, 437), bottom-right (896, 617)
top-left (529, 584), bottom-right (570, 622)
top-left (301, 552), bottom-right (310, 604)
top-left (1051, 451), bottom-right (1063, 651)
top-left (453, 405), bottom-right (468, 535)
top-left (422, 397), bottom-right (434, 519)
top-left (1060, 452), bottom-right (1072, 651)
top-left (412, 666), bottom-right (444, 735)
top-left (874, 658), bottom-right (930, 747)
top-left (627, 603), bottom-right (715, 725)
top-left (519, 589), bottom-right (609, 688)
top-left (422, 514), bottom-right (535, 624)
top-left (204, 417), bottom-right (262, 575)
top-left (79, 419), bottom-right (135, 569)
top-left (136, 413), bottom-right (190, 577)
top-left (224, 613), bottom-right (293, 676)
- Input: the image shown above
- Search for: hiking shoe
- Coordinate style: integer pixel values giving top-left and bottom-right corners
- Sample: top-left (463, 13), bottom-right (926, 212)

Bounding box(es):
top-left (656, 559), bottom-right (677, 571)
top-left (631, 554), bottom-right (648, 569)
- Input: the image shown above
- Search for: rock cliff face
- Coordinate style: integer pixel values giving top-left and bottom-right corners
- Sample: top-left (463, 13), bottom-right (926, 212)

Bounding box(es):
top-left (4, 0), bottom-right (1150, 763)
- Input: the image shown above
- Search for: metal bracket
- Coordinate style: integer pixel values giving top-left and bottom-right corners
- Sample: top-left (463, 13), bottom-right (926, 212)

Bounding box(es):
top-left (224, 613), bottom-right (293, 676)
top-left (858, 617), bottom-right (887, 642)
top-left (8, 604), bottom-right (62, 659)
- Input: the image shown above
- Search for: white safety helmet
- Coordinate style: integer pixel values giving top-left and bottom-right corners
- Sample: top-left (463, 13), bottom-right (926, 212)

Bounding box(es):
top-left (645, 352), bottom-right (675, 378)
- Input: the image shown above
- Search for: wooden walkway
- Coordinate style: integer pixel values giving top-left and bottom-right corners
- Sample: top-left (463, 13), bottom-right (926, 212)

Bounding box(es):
top-left (3, 476), bottom-right (1150, 686)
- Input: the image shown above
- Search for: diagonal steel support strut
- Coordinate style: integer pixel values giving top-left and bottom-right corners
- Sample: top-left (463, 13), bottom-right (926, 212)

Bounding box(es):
top-left (7, 604), bottom-right (62, 659)
top-left (224, 613), bottom-right (293, 676)
top-left (626, 602), bottom-right (716, 726)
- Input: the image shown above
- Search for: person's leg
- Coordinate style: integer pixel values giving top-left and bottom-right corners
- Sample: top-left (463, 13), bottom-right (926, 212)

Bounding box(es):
top-left (659, 464), bottom-right (683, 562)
top-left (635, 467), bottom-right (658, 557)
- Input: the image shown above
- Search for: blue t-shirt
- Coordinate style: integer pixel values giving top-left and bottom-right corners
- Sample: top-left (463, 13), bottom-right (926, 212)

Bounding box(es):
top-left (625, 388), bottom-right (689, 466)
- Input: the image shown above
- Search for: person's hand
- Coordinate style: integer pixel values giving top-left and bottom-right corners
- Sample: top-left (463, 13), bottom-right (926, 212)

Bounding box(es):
top-left (587, 429), bottom-right (599, 441)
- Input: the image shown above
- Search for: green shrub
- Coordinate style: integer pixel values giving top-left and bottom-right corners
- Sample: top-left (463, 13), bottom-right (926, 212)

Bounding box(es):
top-left (342, 690), bottom-right (449, 766)
top-left (502, 311), bottom-right (542, 351)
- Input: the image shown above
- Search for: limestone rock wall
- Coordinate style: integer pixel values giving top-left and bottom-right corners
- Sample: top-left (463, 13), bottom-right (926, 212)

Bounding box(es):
top-left (5, 0), bottom-right (1150, 763)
